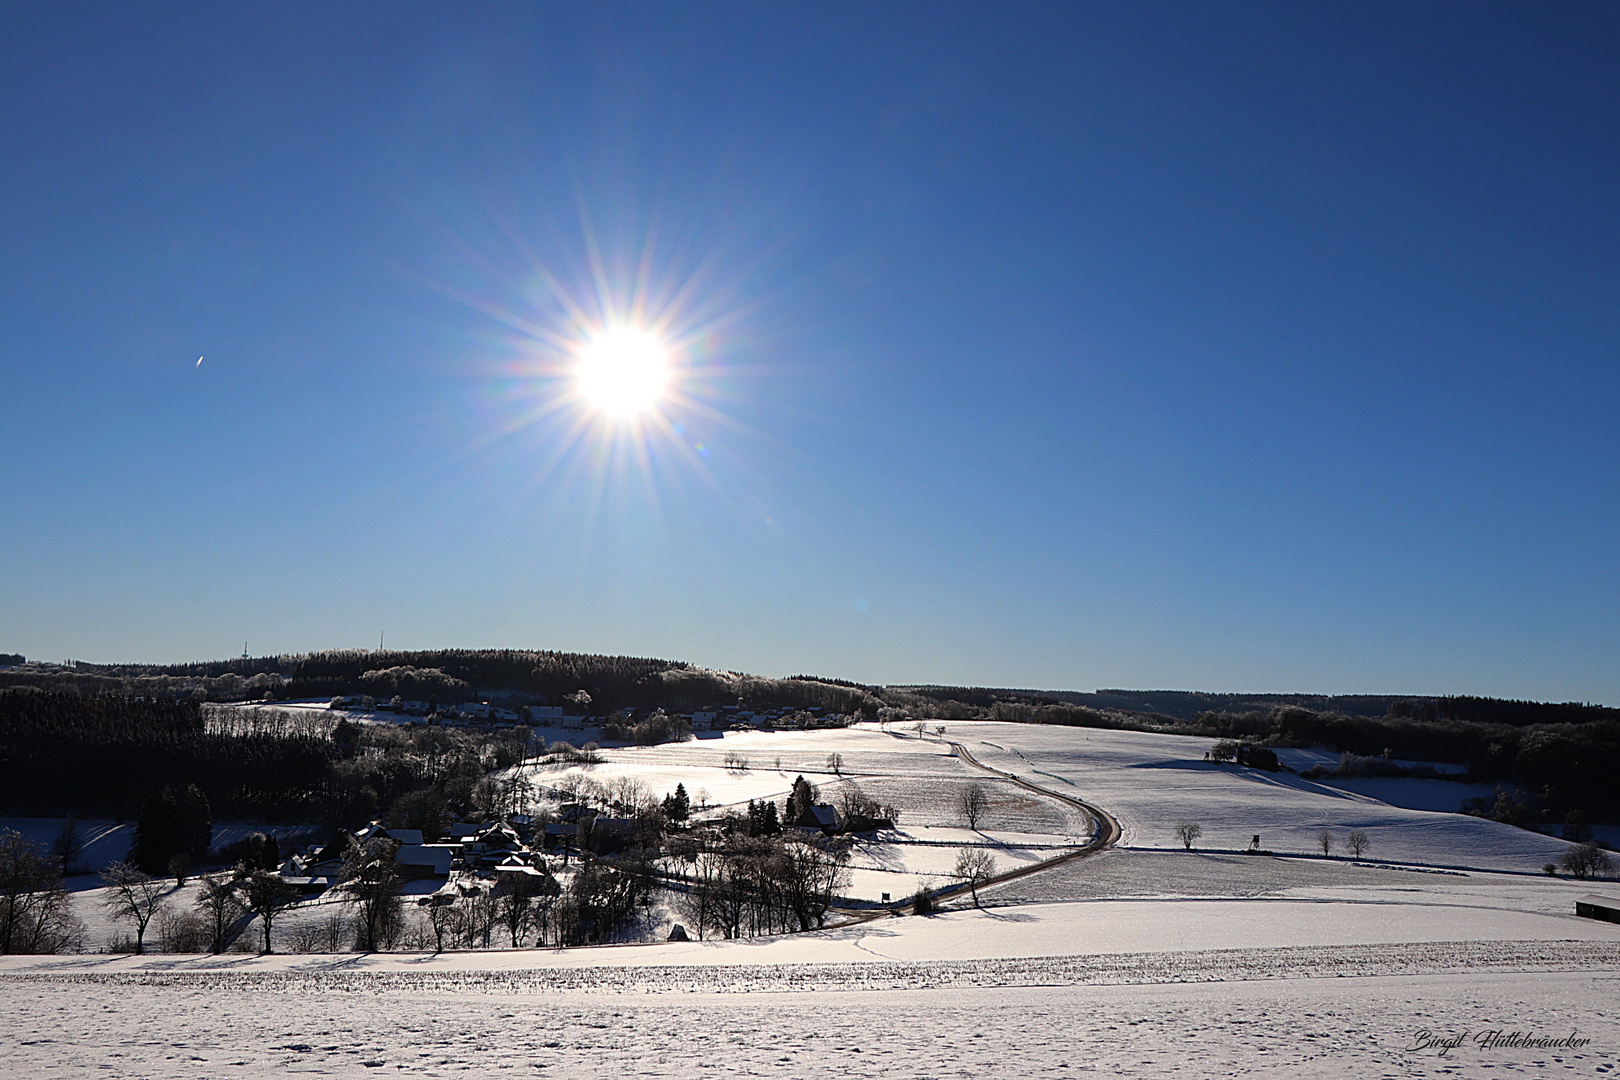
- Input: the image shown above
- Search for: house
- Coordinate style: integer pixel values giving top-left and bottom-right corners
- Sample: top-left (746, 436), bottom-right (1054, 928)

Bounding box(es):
top-left (493, 863), bottom-right (551, 884)
top-left (529, 706), bottom-right (564, 725)
top-left (470, 822), bottom-right (522, 851)
top-left (1576, 894), bottom-right (1620, 924)
top-left (791, 804), bottom-right (841, 834)
top-left (291, 822), bottom-right (454, 884)
top-left (275, 854), bottom-right (338, 896)
top-left (394, 844), bottom-right (455, 880)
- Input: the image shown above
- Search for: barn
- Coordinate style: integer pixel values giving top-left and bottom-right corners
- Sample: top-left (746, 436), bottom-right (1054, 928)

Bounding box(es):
top-left (1574, 894), bottom-right (1620, 924)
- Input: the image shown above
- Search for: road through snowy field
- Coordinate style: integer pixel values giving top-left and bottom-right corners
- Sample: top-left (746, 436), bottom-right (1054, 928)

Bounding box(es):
top-left (12, 720), bottom-right (1616, 1078)
top-left (941, 721), bottom-right (1589, 872)
top-left (4, 957), bottom-right (1617, 1078)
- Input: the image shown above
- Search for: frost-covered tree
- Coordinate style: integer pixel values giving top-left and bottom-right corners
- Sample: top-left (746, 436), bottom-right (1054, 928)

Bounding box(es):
top-left (101, 861), bottom-right (167, 954)
top-left (343, 836), bottom-right (403, 951)
top-left (1174, 822), bottom-right (1202, 851)
top-left (194, 872), bottom-right (243, 954)
top-left (242, 868), bottom-right (300, 953)
top-left (1, 829), bottom-right (81, 954)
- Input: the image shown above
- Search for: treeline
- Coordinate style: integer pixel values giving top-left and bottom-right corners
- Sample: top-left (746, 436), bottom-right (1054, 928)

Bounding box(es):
top-left (0, 688), bottom-right (527, 825)
top-left (0, 689), bottom-right (338, 820)
top-left (655, 669), bottom-right (880, 716)
top-left (0, 666), bottom-right (288, 703)
top-left (673, 834), bottom-right (852, 939)
top-left (1390, 695), bottom-right (1619, 728)
top-left (889, 688), bottom-right (1620, 824)
top-left (1182, 706), bottom-right (1620, 823)
top-left (1, 649), bottom-right (884, 716)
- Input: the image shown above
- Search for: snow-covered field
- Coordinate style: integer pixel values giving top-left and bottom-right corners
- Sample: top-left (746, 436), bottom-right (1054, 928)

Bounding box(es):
top-left (4, 943), bottom-right (1618, 1077)
top-left (7, 718), bottom-right (1617, 1077)
top-left (948, 721), bottom-right (1582, 872)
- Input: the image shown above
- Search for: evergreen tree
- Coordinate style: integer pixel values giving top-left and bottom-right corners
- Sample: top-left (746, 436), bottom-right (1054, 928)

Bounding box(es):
top-left (785, 775), bottom-right (818, 826)
top-left (662, 783), bottom-right (691, 822)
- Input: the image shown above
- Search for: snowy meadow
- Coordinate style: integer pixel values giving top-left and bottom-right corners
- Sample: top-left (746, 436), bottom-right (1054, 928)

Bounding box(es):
top-left (4, 720), bottom-right (1618, 1077)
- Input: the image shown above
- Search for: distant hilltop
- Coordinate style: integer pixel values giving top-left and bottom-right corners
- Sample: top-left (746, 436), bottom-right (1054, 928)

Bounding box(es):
top-left (2, 648), bottom-right (1613, 728)
top-left (891, 684), bottom-right (1617, 727)
top-left (903, 688), bottom-right (1416, 721)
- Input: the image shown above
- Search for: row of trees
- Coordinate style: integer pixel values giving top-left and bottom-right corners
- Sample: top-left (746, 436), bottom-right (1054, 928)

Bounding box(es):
top-left (674, 835), bottom-right (852, 939)
top-left (1185, 707), bottom-right (1620, 823)
top-left (0, 687), bottom-right (533, 829)
top-left (1172, 821), bottom-right (1372, 859)
top-left (4, 648), bottom-right (887, 718)
top-left (0, 689), bottom-right (339, 819)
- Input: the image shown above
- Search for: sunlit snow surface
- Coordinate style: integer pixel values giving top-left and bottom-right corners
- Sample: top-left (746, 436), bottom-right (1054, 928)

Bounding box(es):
top-left (6, 720), bottom-right (1619, 1077)
top-left (3, 958), bottom-right (1618, 1077)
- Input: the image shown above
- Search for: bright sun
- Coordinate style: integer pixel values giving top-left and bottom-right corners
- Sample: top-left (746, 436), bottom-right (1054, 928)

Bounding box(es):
top-left (574, 328), bottom-right (671, 418)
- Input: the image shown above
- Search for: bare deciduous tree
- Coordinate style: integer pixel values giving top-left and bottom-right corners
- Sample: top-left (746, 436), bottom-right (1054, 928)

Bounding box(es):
top-left (826, 752), bottom-right (843, 775)
top-left (1560, 843), bottom-right (1614, 881)
top-left (418, 894), bottom-right (457, 952)
top-left (242, 869), bottom-right (300, 953)
top-left (289, 911), bottom-right (347, 953)
top-left (953, 848), bottom-right (996, 907)
top-left (50, 820), bottom-right (83, 877)
top-left (1346, 829), bottom-right (1371, 858)
top-left (1, 829), bottom-right (81, 954)
top-left (100, 861), bottom-right (168, 955)
top-left (1175, 822), bottom-right (1202, 851)
top-left (495, 871), bottom-right (560, 948)
top-left (343, 836), bottom-right (403, 951)
top-left (1318, 830), bottom-right (1334, 856)
top-left (194, 872), bottom-right (244, 954)
top-left (956, 783), bottom-right (989, 830)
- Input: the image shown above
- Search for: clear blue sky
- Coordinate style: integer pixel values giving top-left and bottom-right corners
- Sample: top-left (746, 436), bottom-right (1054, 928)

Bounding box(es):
top-left (3, 3), bottom-right (1617, 703)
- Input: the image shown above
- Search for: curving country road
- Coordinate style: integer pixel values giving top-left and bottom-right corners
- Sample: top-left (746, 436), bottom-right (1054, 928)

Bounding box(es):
top-left (830, 728), bottom-right (1122, 920)
top-left (928, 737), bottom-right (1122, 901)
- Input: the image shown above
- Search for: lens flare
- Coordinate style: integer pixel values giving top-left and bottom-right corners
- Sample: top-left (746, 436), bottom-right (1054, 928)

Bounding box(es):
top-left (575, 327), bottom-right (671, 418)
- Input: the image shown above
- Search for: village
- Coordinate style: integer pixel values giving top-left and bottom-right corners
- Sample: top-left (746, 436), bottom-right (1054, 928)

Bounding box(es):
top-left (259, 712), bottom-right (902, 950)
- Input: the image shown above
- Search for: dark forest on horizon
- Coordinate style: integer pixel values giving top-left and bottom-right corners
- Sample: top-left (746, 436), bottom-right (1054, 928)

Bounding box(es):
top-left (2, 648), bottom-right (1617, 828)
